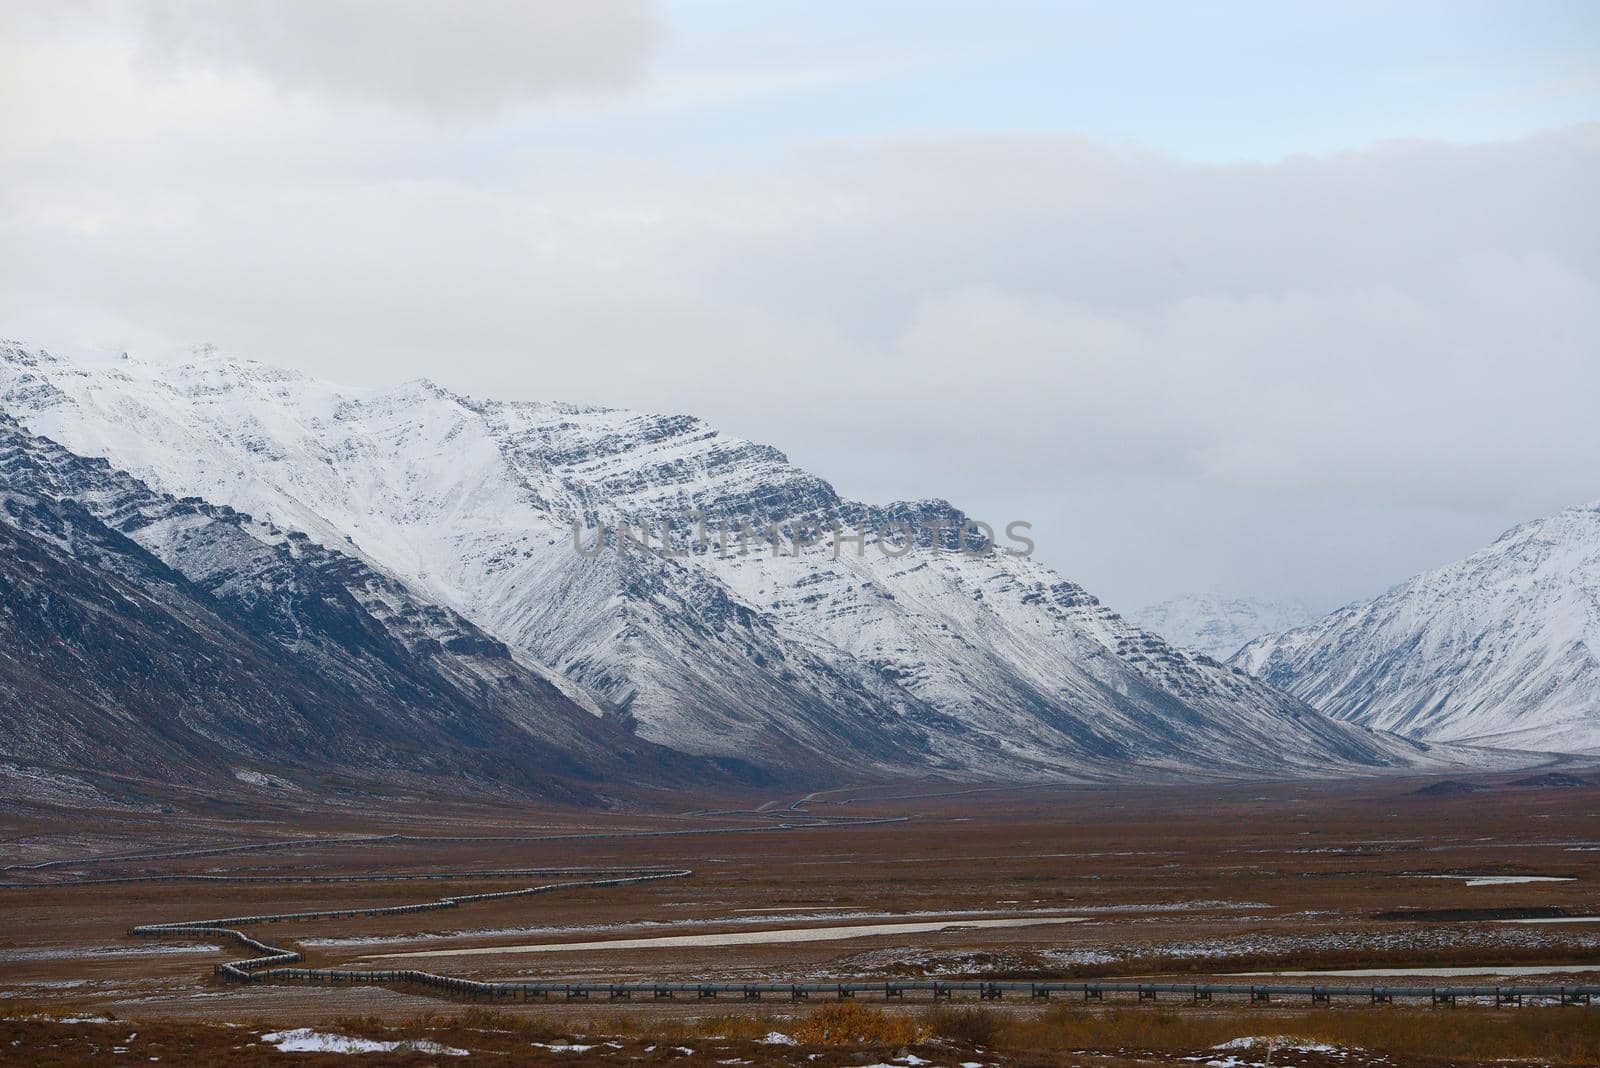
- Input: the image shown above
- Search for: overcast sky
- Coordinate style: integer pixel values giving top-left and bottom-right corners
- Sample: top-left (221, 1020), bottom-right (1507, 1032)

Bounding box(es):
top-left (3, 1), bottom-right (1597, 612)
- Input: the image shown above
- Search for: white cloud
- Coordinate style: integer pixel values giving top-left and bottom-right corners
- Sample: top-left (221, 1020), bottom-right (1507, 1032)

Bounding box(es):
top-left (0, 5), bottom-right (1595, 606)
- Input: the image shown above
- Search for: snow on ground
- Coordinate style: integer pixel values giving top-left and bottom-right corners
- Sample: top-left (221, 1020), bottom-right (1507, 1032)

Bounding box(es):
top-left (232, 769), bottom-right (300, 791)
top-left (1419, 874), bottom-right (1574, 886)
top-left (260, 1029), bottom-right (468, 1055)
top-left (0, 944), bottom-right (221, 962)
top-left (1233, 964), bottom-right (1600, 977)
top-left (0, 763), bottom-right (119, 809)
top-left (1191, 1037), bottom-right (1351, 1068)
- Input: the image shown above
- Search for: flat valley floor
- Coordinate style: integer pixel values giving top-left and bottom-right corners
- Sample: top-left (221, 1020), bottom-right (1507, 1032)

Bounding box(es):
top-left (3, 772), bottom-right (1598, 1065)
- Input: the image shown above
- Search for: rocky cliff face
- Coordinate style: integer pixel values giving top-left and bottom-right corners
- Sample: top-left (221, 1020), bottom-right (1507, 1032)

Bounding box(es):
top-left (1235, 504), bottom-right (1600, 754)
top-left (0, 342), bottom-right (1424, 781)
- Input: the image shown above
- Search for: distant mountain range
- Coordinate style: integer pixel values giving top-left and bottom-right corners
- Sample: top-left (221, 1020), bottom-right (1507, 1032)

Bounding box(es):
top-left (1235, 503), bottom-right (1600, 754)
top-left (1132, 595), bottom-right (1324, 660)
top-left (0, 341), bottom-right (1430, 793)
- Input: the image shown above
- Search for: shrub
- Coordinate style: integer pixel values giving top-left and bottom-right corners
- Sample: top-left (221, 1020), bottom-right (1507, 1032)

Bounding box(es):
top-left (925, 1006), bottom-right (1003, 1046)
top-left (791, 1003), bottom-right (925, 1045)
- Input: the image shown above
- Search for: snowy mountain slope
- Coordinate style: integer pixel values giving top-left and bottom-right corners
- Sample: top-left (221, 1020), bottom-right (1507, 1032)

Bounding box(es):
top-left (0, 411), bottom-right (724, 796)
top-left (1234, 505), bottom-right (1600, 753)
top-left (0, 484), bottom-right (557, 791)
top-left (0, 342), bottom-right (1424, 778)
top-left (0, 490), bottom-right (344, 782)
top-left (698, 540), bottom-right (1402, 772)
top-left (1132, 595), bottom-right (1324, 659)
top-left (0, 348), bottom-right (974, 774)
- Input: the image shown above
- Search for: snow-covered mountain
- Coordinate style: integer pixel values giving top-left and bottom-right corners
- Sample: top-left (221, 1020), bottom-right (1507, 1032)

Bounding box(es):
top-left (1132, 595), bottom-right (1324, 659)
top-left (0, 410), bottom-right (716, 799)
top-left (1235, 505), bottom-right (1600, 754)
top-left (0, 341), bottom-right (1427, 781)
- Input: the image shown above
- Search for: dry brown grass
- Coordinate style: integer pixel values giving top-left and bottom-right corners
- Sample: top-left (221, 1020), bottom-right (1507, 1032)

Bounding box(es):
top-left (650, 1012), bottom-right (788, 1042)
top-left (6, 1001), bottom-right (1598, 1065)
top-left (790, 1002), bottom-right (925, 1045)
top-left (922, 1005), bottom-right (1005, 1046)
top-left (927, 1004), bottom-right (1600, 1064)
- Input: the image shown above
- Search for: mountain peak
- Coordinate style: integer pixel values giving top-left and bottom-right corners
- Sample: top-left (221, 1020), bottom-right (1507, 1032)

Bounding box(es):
top-left (1234, 502), bottom-right (1600, 753)
top-left (1, 340), bottom-right (58, 367)
top-left (1133, 594), bottom-right (1324, 660)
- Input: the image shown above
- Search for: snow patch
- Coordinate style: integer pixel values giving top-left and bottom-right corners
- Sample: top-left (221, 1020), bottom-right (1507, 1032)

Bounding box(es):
top-left (260, 1029), bottom-right (468, 1055)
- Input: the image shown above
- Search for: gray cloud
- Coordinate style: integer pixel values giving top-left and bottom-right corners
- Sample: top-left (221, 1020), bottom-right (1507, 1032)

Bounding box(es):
top-left (11, 0), bottom-right (663, 115)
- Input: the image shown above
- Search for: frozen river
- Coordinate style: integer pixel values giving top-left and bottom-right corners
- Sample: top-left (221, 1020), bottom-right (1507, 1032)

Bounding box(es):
top-left (365, 915), bottom-right (1086, 960)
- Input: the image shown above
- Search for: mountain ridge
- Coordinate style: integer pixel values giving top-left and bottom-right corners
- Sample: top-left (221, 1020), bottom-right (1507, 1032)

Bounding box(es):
top-left (1, 341), bottom-right (1434, 781)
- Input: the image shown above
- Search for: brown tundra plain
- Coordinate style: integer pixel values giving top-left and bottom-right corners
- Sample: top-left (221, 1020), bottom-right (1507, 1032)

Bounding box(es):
top-left (3, 770), bottom-right (1599, 1066)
